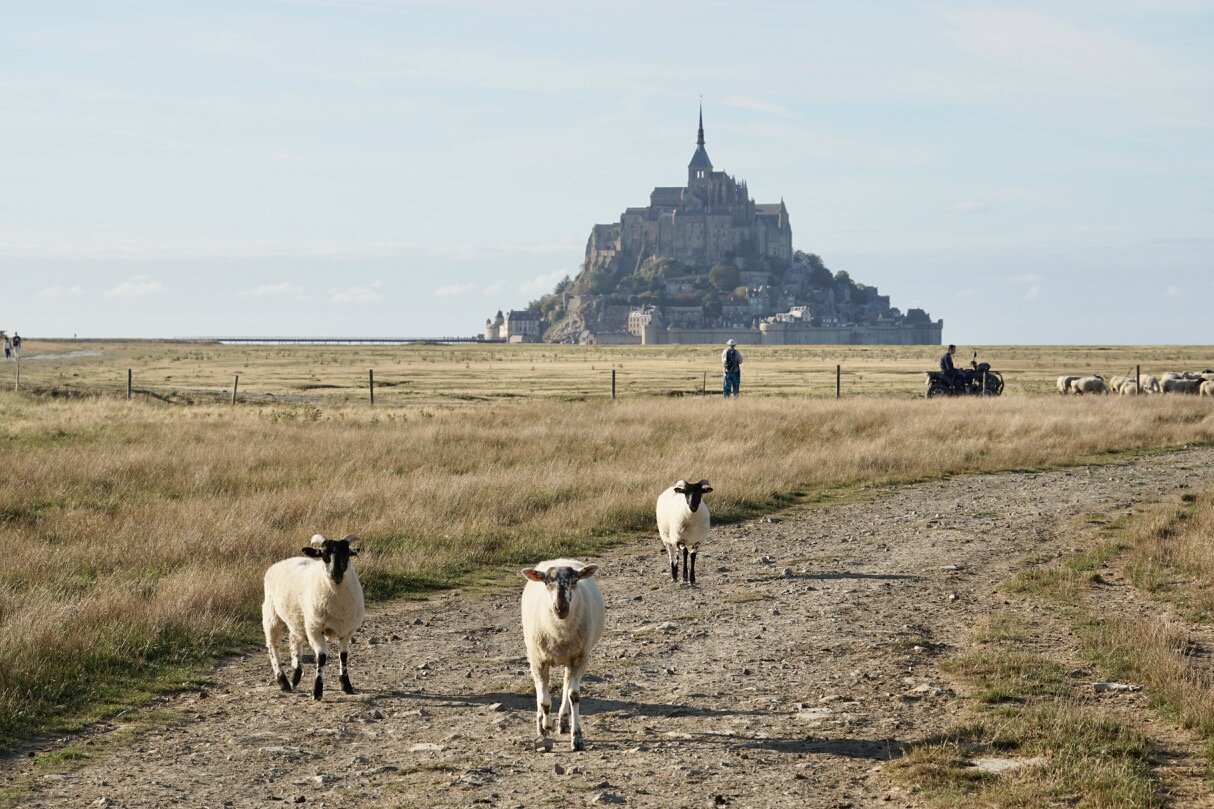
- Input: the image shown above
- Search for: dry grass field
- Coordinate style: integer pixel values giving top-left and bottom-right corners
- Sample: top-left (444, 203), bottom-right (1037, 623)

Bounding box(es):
top-left (2, 339), bottom-right (1214, 800)
top-left (9, 339), bottom-right (1214, 404)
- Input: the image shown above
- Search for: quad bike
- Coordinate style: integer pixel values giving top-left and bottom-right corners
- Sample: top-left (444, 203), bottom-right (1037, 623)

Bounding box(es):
top-left (925, 351), bottom-right (1004, 398)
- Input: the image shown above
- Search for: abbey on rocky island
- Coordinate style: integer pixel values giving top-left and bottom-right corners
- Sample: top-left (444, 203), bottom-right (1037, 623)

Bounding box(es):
top-left (488, 108), bottom-right (942, 346)
top-left (585, 107), bottom-right (793, 276)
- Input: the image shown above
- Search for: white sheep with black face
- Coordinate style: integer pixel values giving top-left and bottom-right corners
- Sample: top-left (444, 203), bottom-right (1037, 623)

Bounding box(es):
top-left (520, 559), bottom-right (604, 751)
top-left (262, 533), bottom-right (364, 701)
top-left (656, 479), bottom-right (712, 585)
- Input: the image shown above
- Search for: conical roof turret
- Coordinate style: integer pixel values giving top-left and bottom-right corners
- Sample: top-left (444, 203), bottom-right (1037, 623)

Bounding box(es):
top-left (688, 102), bottom-right (712, 171)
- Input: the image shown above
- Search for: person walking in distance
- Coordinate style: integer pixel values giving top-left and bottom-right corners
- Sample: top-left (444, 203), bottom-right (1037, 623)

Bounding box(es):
top-left (10, 332), bottom-right (20, 359)
top-left (721, 338), bottom-right (742, 397)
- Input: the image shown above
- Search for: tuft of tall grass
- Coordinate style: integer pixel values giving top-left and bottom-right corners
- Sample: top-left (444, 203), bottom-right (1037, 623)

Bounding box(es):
top-left (896, 612), bottom-right (1160, 807)
top-left (981, 488), bottom-right (1214, 791)
top-left (894, 704), bottom-right (1159, 808)
top-left (1072, 491), bottom-right (1214, 771)
top-left (1, 391), bottom-right (1212, 746)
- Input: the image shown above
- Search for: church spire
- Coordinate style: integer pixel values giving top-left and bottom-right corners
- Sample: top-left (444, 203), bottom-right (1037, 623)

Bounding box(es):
top-left (688, 100), bottom-right (712, 185)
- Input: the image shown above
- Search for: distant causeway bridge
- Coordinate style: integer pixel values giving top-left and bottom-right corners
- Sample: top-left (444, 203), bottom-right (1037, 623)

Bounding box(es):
top-left (198, 336), bottom-right (502, 345)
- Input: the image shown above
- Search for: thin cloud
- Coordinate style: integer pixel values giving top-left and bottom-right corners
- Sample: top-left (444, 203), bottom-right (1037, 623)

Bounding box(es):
top-left (952, 201), bottom-right (989, 215)
top-left (434, 280), bottom-right (510, 298)
top-left (37, 285), bottom-right (84, 298)
top-left (104, 277), bottom-right (163, 298)
top-left (721, 96), bottom-right (799, 120)
top-left (0, 228), bottom-right (577, 261)
top-left (1164, 285), bottom-right (1181, 297)
top-left (330, 281), bottom-right (383, 304)
top-left (934, 6), bottom-right (1208, 126)
top-left (519, 269), bottom-right (570, 296)
top-left (434, 282), bottom-right (479, 298)
top-left (1001, 274), bottom-right (1043, 299)
top-left (235, 282), bottom-right (310, 300)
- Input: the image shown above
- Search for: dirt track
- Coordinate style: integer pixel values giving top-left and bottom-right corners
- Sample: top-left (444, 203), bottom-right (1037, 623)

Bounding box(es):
top-left (6, 448), bottom-right (1214, 809)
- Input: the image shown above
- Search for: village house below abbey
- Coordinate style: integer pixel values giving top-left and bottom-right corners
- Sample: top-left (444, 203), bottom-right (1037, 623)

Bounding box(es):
top-left (487, 108), bottom-right (942, 346)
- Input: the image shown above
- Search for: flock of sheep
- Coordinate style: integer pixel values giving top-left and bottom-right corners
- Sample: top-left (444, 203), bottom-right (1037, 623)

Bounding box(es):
top-left (260, 478), bottom-right (715, 752)
top-left (1056, 370), bottom-right (1214, 396)
top-left (256, 365), bottom-right (1214, 751)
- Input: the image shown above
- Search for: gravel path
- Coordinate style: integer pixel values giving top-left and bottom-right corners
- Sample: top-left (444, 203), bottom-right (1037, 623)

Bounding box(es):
top-left (6, 448), bottom-right (1214, 809)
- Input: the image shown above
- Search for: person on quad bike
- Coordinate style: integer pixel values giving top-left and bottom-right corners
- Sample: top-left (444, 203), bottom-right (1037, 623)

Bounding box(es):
top-left (939, 344), bottom-right (971, 388)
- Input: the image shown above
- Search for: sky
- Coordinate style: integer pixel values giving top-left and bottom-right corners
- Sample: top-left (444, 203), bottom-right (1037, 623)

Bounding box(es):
top-left (2, 0), bottom-right (1212, 344)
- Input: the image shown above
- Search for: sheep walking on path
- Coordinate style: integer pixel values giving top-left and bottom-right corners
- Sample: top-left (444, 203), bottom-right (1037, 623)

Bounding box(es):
top-left (263, 534), bottom-right (364, 701)
top-left (521, 559), bottom-right (604, 751)
top-left (656, 478), bottom-right (713, 585)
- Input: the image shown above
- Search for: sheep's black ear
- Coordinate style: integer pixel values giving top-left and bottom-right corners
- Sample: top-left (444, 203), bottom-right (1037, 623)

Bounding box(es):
top-left (673, 487), bottom-right (686, 494)
top-left (522, 568), bottom-right (544, 582)
top-left (347, 548), bottom-right (359, 557)
top-left (577, 565), bottom-right (599, 580)
top-left (701, 486), bottom-right (713, 494)
top-left (302, 547), bottom-right (323, 558)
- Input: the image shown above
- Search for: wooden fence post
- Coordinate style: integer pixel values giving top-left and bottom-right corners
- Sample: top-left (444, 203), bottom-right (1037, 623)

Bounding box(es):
top-left (611, 369), bottom-right (616, 400)
top-left (1135, 364), bottom-right (1141, 395)
top-left (836, 364), bottom-right (841, 399)
top-left (369, 369), bottom-right (375, 405)
top-left (231, 374), bottom-right (239, 406)
top-left (127, 369), bottom-right (132, 399)
top-left (13, 359), bottom-right (19, 392)
top-left (702, 371), bottom-right (706, 394)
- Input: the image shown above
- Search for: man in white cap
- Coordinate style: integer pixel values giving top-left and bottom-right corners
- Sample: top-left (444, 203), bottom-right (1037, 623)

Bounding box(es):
top-left (721, 338), bottom-right (743, 397)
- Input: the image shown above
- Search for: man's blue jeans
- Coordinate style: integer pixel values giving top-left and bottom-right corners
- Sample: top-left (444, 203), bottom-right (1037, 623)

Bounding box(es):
top-left (723, 371), bottom-right (740, 397)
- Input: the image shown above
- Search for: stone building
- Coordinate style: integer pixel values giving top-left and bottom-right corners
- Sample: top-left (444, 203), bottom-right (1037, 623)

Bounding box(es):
top-left (499, 106), bottom-right (943, 346)
top-left (483, 310), bottom-right (505, 341)
top-left (584, 107), bottom-right (792, 276)
top-left (502, 310), bottom-right (540, 343)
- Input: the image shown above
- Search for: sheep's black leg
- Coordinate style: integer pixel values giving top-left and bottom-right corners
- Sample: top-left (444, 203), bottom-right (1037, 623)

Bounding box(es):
top-left (339, 650), bottom-right (353, 694)
top-left (291, 666), bottom-right (302, 688)
top-left (681, 546), bottom-right (689, 584)
top-left (313, 652), bottom-right (327, 701)
top-left (276, 671), bottom-right (292, 692)
top-left (689, 550), bottom-right (697, 586)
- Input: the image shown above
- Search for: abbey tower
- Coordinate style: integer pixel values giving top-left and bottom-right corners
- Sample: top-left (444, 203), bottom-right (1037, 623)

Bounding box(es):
top-left (500, 107), bottom-right (942, 346)
top-left (584, 106), bottom-right (792, 276)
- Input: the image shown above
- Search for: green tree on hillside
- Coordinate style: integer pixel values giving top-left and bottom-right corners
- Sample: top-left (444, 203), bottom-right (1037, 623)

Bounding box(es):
top-left (709, 263), bottom-right (740, 292)
top-left (795, 251), bottom-right (833, 287)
